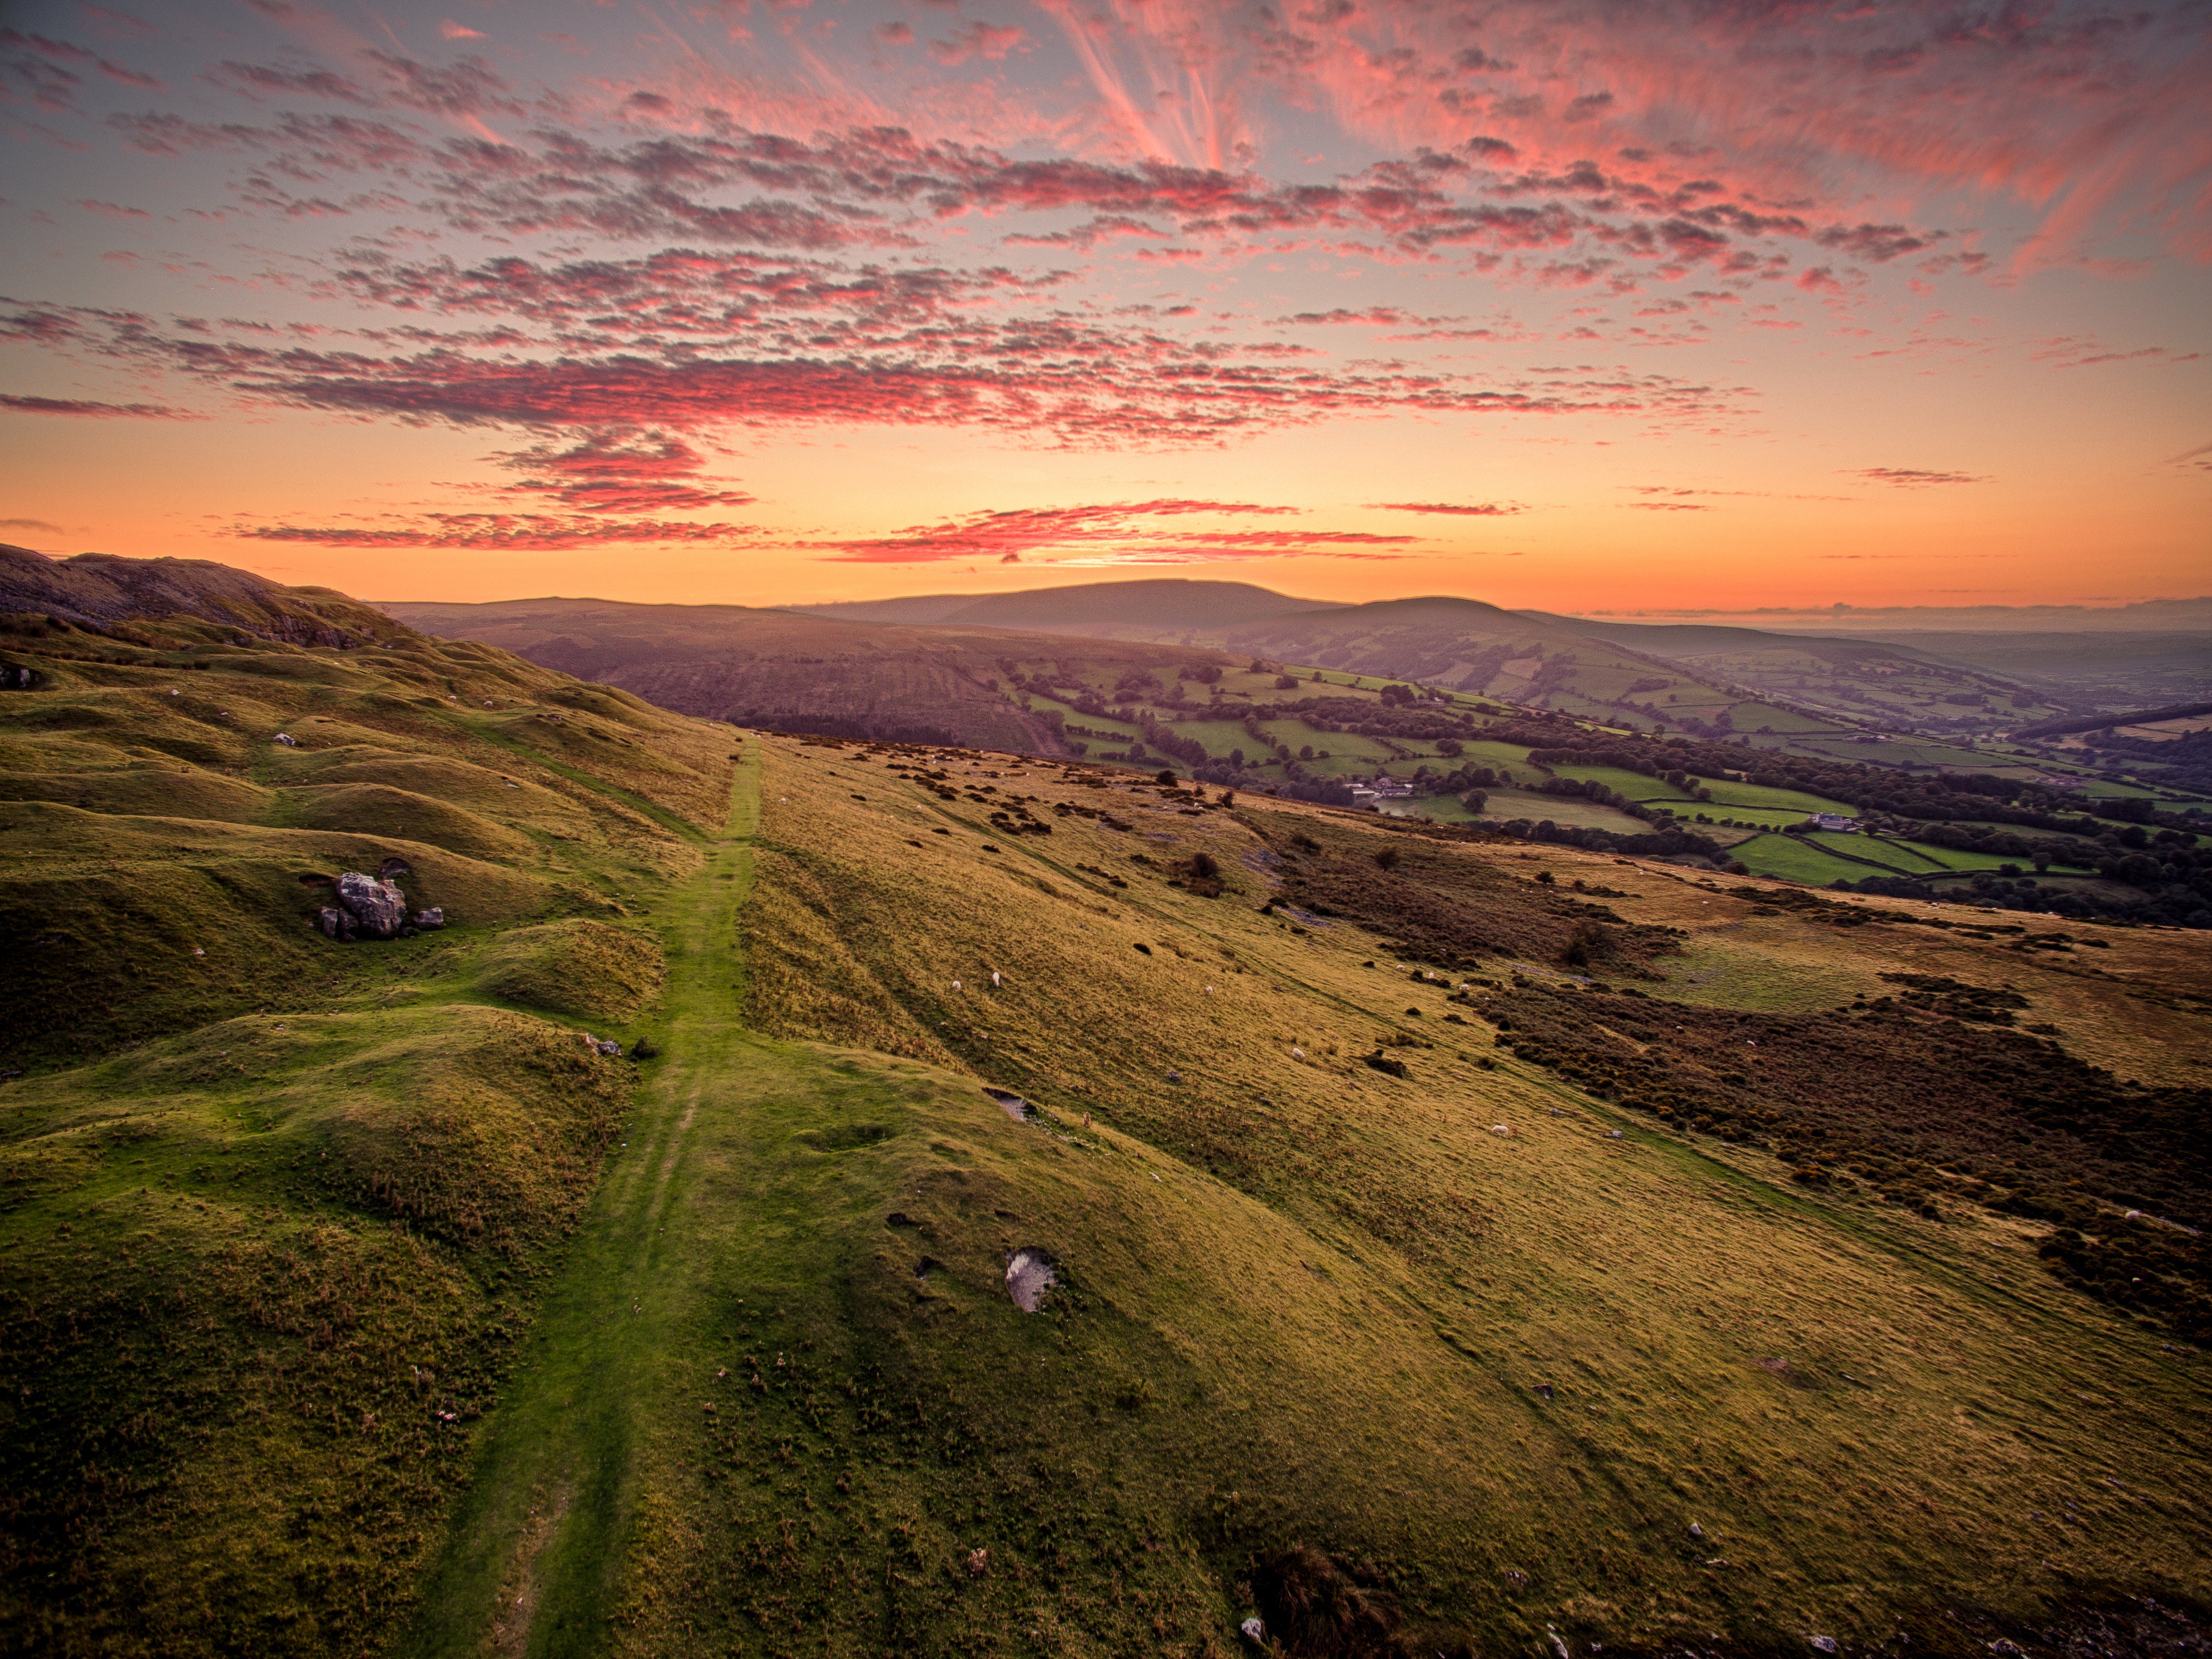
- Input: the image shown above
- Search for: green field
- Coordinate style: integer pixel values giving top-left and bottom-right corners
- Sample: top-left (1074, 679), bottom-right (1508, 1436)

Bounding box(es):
top-left (1727, 832), bottom-right (1903, 885)
top-left (1476, 786), bottom-right (1653, 833)
top-left (1550, 763), bottom-right (1680, 801)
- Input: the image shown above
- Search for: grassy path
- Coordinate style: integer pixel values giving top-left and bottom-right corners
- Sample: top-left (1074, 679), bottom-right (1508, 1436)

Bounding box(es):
top-left (398, 756), bottom-right (763, 1658)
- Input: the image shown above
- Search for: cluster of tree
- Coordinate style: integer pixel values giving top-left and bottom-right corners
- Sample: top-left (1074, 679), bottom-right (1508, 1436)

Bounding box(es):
top-left (1189, 757), bottom-right (1357, 806)
top-left (1843, 858), bottom-right (2212, 927)
top-left (2068, 727), bottom-right (2212, 794)
top-left (1254, 695), bottom-right (1475, 740)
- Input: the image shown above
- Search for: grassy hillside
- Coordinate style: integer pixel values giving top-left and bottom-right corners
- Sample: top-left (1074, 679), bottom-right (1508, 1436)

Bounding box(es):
top-left (6, 556), bottom-right (2210, 1658)
top-left (0, 570), bottom-right (739, 1654)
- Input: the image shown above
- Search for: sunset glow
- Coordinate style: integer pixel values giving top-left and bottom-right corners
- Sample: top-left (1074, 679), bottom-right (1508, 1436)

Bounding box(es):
top-left (2, 0), bottom-right (2206, 611)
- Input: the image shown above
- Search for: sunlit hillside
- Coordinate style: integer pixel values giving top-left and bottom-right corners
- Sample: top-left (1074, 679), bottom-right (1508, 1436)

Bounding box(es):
top-left (3, 556), bottom-right (2208, 1659)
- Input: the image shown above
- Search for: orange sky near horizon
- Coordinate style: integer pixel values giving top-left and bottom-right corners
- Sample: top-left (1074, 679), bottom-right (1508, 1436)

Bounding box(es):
top-left (1, 0), bottom-right (2206, 615)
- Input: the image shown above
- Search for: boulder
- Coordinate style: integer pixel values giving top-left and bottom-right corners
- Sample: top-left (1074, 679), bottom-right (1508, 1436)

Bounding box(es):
top-left (414, 907), bottom-right (444, 929)
top-left (318, 906), bottom-right (353, 941)
top-left (335, 871), bottom-right (407, 939)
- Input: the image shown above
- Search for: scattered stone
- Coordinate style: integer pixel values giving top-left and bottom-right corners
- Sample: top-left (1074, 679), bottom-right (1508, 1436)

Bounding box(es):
top-left (1690, 1522), bottom-right (1705, 1539)
top-left (1005, 1247), bottom-right (1056, 1312)
top-left (318, 906), bottom-right (353, 941)
top-left (983, 1087), bottom-right (1031, 1122)
top-left (1240, 1616), bottom-right (1266, 1646)
top-left (1490, 1124), bottom-right (1513, 1137)
top-left (1606, 1130), bottom-right (1625, 1139)
top-left (413, 907), bottom-right (444, 929)
top-left (273, 733), bottom-right (297, 747)
top-left (334, 871), bottom-right (408, 939)
top-left (1533, 1382), bottom-right (1555, 1401)
top-left (1165, 1069), bottom-right (1183, 1083)
top-left (1810, 1640), bottom-right (1838, 1655)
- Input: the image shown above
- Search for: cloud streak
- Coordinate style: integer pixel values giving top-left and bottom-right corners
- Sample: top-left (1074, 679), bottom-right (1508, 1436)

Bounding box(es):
top-left (801, 499), bottom-right (1414, 564)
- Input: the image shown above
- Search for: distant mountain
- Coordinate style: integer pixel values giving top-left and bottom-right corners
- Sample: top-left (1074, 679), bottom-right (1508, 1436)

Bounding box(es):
top-left (1838, 631), bottom-right (2212, 710)
top-left (1213, 595), bottom-right (1830, 736)
top-left (775, 592), bottom-right (991, 625)
top-left (786, 578), bottom-right (1328, 634)
top-left (378, 595), bottom-right (1246, 753)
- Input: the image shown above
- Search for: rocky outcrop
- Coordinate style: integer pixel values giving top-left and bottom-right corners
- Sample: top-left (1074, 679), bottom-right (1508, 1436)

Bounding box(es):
top-left (334, 871), bottom-right (408, 939)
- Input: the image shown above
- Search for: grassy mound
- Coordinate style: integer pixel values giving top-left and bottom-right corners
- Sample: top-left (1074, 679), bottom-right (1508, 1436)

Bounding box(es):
top-left (276, 782), bottom-right (535, 863)
top-left (0, 766), bottom-right (272, 822)
top-left (291, 753), bottom-right (586, 820)
top-left (0, 1005), bottom-right (627, 1658)
top-left (476, 920), bottom-right (666, 1023)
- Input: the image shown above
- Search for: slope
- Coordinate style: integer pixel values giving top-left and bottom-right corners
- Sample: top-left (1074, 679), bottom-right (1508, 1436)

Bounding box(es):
top-left (379, 598), bottom-right (1259, 756)
top-left (0, 559), bottom-right (741, 1655)
top-left (547, 731), bottom-right (2210, 1658)
top-left (1520, 613), bottom-right (2075, 738)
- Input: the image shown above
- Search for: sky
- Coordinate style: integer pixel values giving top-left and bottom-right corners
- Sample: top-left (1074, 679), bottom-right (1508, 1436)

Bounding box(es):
top-left (1, 0), bottom-right (2207, 615)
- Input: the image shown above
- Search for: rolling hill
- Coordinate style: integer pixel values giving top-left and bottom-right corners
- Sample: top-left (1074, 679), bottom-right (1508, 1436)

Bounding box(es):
top-left (1515, 614), bottom-right (2078, 739)
top-left (776, 580), bottom-right (2086, 753)
top-left (4, 551), bottom-right (2211, 1658)
top-left (783, 578), bottom-right (1329, 633)
top-left (773, 579), bottom-right (2180, 754)
top-left (375, 596), bottom-right (1165, 754)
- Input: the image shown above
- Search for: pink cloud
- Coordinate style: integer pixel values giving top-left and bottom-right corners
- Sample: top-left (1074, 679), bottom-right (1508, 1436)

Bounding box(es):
top-left (803, 498), bottom-right (1406, 564)
top-left (232, 513), bottom-right (752, 550)
top-left (929, 21), bottom-right (1026, 67)
top-left (0, 392), bottom-right (197, 418)
top-left (1367, 500), bottom-right (1525, 515)
top-left (1848, 467), bottom-right (1988, 487)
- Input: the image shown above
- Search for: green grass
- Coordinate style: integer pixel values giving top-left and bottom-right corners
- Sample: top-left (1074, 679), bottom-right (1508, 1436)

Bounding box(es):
top-left (1695, 777), bottom-right (1858, 815)
top-left (1729, 832), bottom-right (1907, 885)
top-left (1474, 786), bottom-right (1654, 833)
top-left (1547, 763), bottom-right (1679, 801)
top-left (1878, 837), bottom-right (2096, 875)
